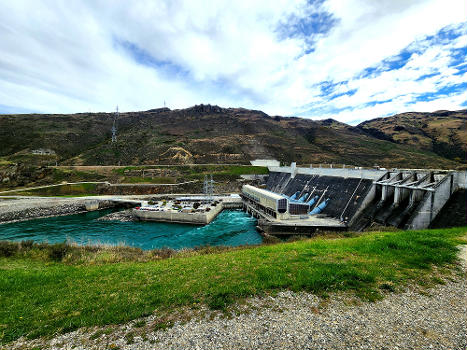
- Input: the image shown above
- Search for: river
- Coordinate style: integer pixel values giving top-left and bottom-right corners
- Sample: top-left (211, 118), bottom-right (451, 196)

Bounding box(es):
top-left (0, 209), bottom-right (262, 250)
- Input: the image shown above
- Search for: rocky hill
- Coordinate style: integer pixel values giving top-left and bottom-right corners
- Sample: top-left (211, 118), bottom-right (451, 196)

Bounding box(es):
top-left (357, 110), bottom-right (466, 163)
top-left (0, 105), bottom-right (465, 169)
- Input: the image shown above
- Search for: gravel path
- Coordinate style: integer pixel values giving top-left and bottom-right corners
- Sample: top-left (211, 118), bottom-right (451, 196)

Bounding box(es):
top-left (8, 246), bottom-right (467, 350)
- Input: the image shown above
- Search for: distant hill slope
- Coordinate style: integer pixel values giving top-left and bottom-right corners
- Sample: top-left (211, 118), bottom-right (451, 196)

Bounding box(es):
top-left (357, 110), bottom-right (467, 163)
top-left (0, 105), bottom-right (463, 168)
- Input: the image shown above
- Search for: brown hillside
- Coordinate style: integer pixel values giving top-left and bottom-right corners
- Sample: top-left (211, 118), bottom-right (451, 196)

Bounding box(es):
top-left (358, 110), bottom-right (467, 163)
top-left (0, 105), bottom-right (462, 168)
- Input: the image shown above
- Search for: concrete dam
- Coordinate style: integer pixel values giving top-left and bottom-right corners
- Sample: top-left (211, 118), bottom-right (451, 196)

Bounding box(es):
top-left (243, 163), bottom-right (466, 235)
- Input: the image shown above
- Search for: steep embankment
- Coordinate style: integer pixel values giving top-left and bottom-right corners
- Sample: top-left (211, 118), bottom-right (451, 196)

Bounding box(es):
top-left (0, 105), bottom-right (463, 168)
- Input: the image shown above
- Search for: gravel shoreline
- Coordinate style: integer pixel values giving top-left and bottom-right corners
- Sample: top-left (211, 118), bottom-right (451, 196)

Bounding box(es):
top-left (0, 203), bottom-right (87, 224)
top-left (0, 198), bottom-right (88, 224)
top-left (0, 197), bottom-right (121, 224)
top-left (7, 247), bottom-right (467, 350)
top-left (96, 209), bottom-right (137, 222)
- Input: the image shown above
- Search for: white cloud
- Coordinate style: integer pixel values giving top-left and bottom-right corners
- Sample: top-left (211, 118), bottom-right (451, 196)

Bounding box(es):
top-left (0, 0), bottom-right (465, 122)
top-left (301, 31), bottom-right (467, 123)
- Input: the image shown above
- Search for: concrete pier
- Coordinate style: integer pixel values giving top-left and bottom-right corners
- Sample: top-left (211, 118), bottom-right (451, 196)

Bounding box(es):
top-left (243, 199), bottom-right (346, 236)
top-left (134, 202), bottom-right (223, 225)
top-left (133, 196), bottom-right (243, 225)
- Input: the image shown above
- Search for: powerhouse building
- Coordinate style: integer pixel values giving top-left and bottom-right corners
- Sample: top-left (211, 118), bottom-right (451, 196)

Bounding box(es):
top-left (241, 184), bottom-right (311, 220)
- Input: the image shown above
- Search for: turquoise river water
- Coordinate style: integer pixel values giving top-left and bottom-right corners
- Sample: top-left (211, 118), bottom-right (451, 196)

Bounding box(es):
top-left (0, 209), bottom-right (262, 250)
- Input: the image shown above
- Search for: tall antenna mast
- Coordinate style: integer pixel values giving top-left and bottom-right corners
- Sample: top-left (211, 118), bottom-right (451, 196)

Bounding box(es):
top-left (111, 105), bottom-right (118, 143)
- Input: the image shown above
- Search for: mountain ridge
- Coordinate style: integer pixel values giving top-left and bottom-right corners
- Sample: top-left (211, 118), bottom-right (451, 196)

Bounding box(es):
top-left (0, 105), bottom-right (465, 168)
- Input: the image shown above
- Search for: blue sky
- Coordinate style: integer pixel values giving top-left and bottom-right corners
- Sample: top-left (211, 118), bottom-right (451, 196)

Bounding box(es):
top-left (0, 0), bottom-right (465, 124)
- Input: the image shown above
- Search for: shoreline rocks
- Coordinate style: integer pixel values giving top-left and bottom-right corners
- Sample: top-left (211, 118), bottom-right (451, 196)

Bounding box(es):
top-left (0, 203), bottom-right (86, 224)
top-left (0, 198), bottom-right (119, 225)
top-left (96, 210), bottom-right (137, 222)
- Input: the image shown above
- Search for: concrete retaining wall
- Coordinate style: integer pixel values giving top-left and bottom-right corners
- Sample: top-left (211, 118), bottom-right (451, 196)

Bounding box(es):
top-left (268, 166), bottom-right (384, 180)
top-left (406, 173), bottom-right (455, 230)
top-left (455, 171), bottom-right (467, 189)
top-left (349, 184), bottom-right (378, 227)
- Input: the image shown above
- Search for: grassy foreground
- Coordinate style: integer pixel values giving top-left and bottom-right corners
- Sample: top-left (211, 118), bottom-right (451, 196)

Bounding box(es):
top-left (0, 227), bottom-right (466, 343)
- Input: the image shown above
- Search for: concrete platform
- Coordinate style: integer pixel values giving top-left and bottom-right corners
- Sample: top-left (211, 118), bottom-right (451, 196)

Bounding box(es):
top-left (133, 196), bottom-right (243, 225)
top-left (260, 216), bottom-right (347, 236)
top-left (243, 201), bottom-right (346, 236)
top-left (133, 202), bottom-right (224, 225)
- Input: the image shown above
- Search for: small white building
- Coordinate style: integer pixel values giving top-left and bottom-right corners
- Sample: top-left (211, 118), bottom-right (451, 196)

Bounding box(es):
top-left (250, 159), bottom-right (280, 167)
top-left (31, 148), bottom-right (56, 155)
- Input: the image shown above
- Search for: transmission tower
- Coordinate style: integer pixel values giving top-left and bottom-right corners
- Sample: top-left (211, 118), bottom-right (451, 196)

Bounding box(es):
top-left (203, 174), bottom-right (214, 201)
top-left (111, 106), bottom-right (118, 143)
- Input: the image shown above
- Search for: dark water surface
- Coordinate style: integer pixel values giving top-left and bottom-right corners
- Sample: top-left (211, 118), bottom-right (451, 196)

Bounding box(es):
top-left (0, 210), bottom-right (262, 250)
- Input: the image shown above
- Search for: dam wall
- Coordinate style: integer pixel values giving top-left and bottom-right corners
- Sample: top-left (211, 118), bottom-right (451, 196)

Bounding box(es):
top-left (405, 172), bottom-right (456, 229)
top-left (266, 170), bottom-right (374, 223)
top-left (265, 165), bottom-right (467, 230)
top-left (268, 165), bottom-right (384, 180)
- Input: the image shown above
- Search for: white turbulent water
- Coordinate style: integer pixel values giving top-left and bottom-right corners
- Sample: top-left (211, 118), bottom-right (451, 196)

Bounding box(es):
top-left (0, 209), bottom-right (262, 250)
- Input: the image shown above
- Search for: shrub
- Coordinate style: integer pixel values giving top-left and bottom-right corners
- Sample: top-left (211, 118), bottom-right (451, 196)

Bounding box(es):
top-left (154, 247), bottom-right (175, 259)
top-left (48, 243), bottom-right (70, 262)
top-left (20, 240), bottom-right (34, 250)
top-left (0, 241), bottom-right (18, 257)
top-left (262, 235), bottom-right (281, 244)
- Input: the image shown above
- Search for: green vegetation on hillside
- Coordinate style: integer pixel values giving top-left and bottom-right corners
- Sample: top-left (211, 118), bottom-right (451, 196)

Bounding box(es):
top-left (0, 226), bottom-right (465, 343)
top-left (11, 183), bottom-right (101, 197)
top-left (0, 165), bottom-right (268, 194)
top-left (114, 164), bottom-right (268, 177)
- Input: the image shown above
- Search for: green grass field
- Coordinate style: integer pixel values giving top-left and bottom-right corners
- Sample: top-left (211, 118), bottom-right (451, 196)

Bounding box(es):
top-left (0, 226), bottom-right (465, 343)
top-left (114, 164), bottom-right (268, 177)
top-left (11, 183), bottom-right (101, 197)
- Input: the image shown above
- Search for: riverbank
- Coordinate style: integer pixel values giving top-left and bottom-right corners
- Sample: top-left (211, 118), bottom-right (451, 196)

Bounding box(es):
top-left (0, 196), bottom-right (144, 224)
top-left (0, 197), bottom-right (89, 224)
top-left (1, 227), bottom-right (466, 347)
top-left (0, 208), bottom-right (261, 250)
top-left (96, 209), bottom-right (137, 222)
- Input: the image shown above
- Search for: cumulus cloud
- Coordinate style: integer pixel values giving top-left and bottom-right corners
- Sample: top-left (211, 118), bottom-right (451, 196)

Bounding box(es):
top-left (0, 0), bottom-right (465, 123)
